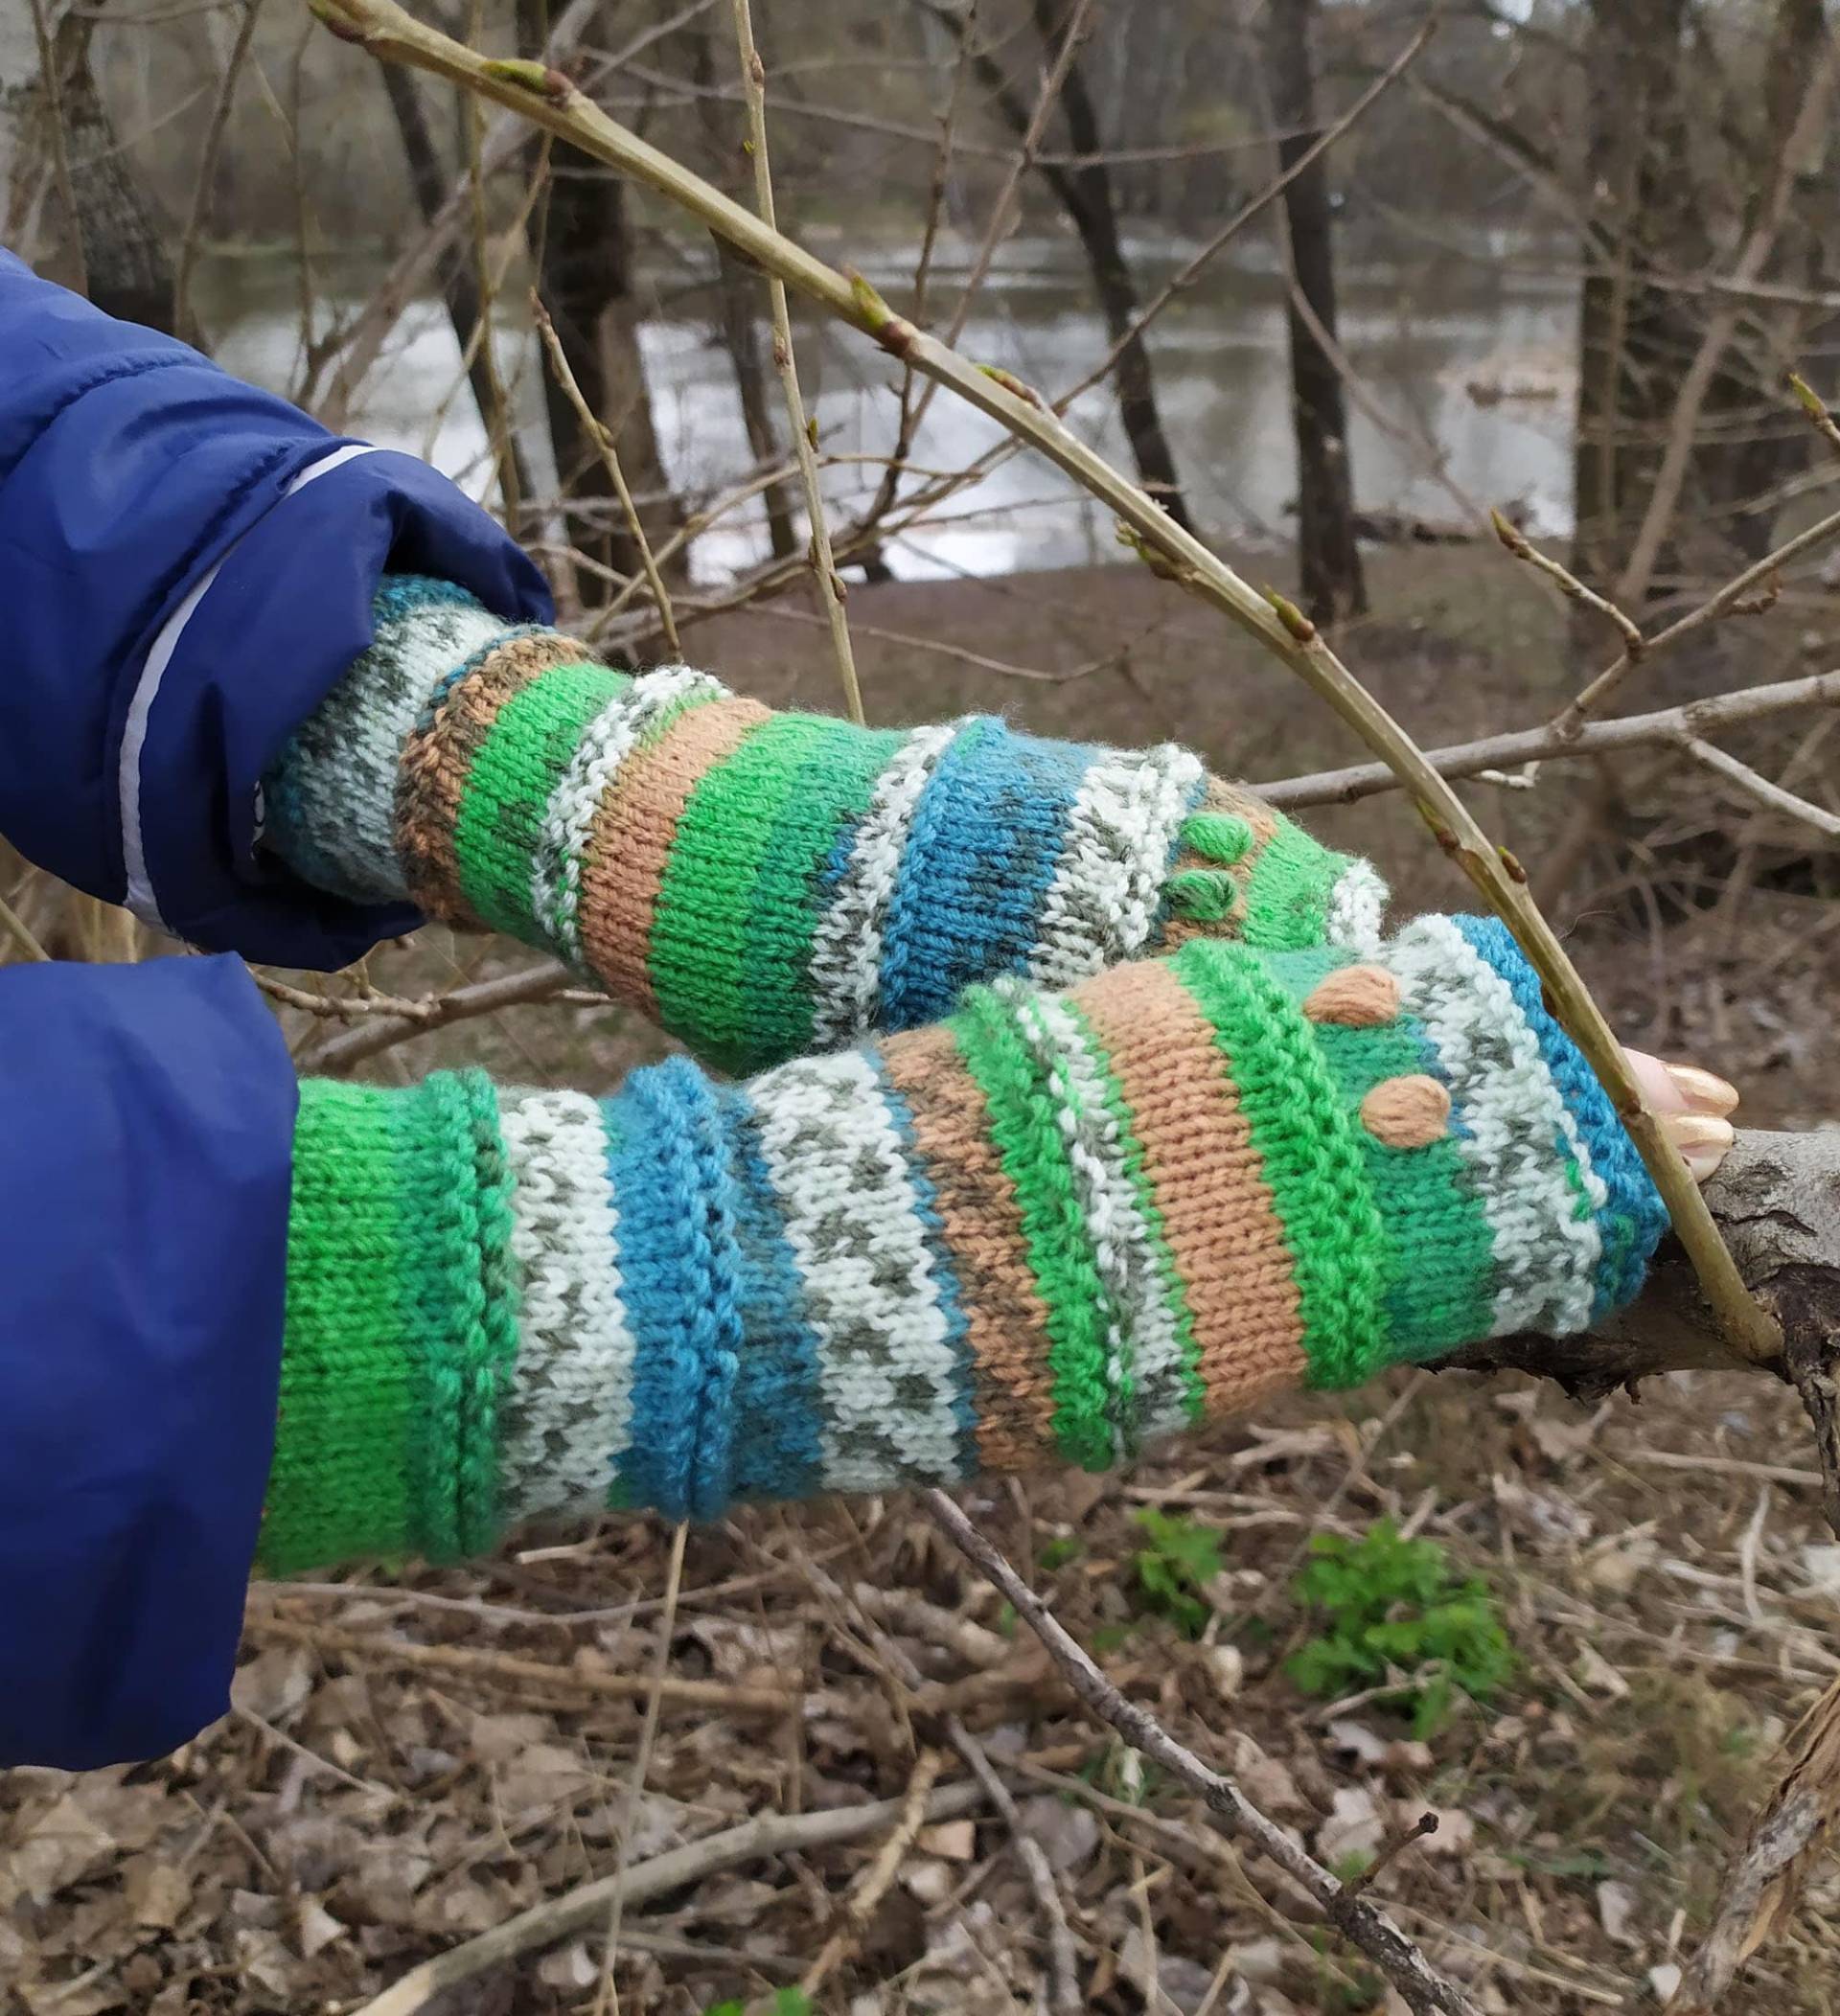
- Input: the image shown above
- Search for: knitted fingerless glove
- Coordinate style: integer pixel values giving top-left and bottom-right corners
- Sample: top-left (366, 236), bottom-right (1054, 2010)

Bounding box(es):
top-left (263, 916), bottom-right (1665, 1574)
top-left (262, 576), bottom-right (1386, 1073)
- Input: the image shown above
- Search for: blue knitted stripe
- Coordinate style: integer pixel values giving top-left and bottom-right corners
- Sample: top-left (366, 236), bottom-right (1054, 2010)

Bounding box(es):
top-left (879, 722), bottom-right (1090, 1028)
top-left (376, 574), bottom-right (480, 623)
top-left (1453, 917), bottom-right (1666, 1317)
top-left (872, 1059), bottom-right (979, 1477)
top-left (604, 1057), bottom-right (743, 1520)
top-left (715, 1085), bottom-right (827, 1503)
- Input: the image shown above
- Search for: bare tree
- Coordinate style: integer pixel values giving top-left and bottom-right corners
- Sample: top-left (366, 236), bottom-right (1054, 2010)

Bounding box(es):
top-left (518, 0), bottom-right (682, 605)
top-left (3, 0), bottom-right (180, 333)
top-left (925, 0), bottom-right (1193, 532)
top-left (687, 19), bottom-right (798, 563)
top-left (378, 62), bottom-right (536, 512)
top-left (1265, 0), bottom-right (1366, 626)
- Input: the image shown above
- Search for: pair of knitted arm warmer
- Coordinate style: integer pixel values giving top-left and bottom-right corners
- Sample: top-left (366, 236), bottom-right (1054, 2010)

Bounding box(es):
top-left (258, 578), bottom-right (1666, 1574)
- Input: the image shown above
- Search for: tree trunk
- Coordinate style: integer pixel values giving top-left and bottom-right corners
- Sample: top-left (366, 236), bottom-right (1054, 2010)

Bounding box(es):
top-left (1573, 0), bottom-right (1830, 620)
top-left (935, 0), bottom-right (1191, 531)
top-left (1265, 0), bottom-right (1367, 627)
top-left (377, 62), bottom-right (535, 516)
top-left (2, 0), bottom-right (177, 332)
top-left (518, 0), bottom-right (681, 609)
top-left (687, 23), bottom-right (797, 562)
top-left (1026, 0), bottom-right (1191, 533)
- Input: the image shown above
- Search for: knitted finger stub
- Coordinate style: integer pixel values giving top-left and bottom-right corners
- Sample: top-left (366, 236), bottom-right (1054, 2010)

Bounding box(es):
top-left (262, 576), bottom-right (1382, 1073)
top-left (266, 922), bottom-right (1665, 1570)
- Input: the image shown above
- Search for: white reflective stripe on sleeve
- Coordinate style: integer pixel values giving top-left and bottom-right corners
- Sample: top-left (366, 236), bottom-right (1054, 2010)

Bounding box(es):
top-left (119, 441), bottom-right (382, 930)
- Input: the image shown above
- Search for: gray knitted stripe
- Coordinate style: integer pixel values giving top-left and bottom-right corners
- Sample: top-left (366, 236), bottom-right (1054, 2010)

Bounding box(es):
top-left (268, 596), bottom-right (509, 903)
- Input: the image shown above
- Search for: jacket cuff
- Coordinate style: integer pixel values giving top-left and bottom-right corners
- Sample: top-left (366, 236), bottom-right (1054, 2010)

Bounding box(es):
top-left (124, 449), bottom-right (553, 969)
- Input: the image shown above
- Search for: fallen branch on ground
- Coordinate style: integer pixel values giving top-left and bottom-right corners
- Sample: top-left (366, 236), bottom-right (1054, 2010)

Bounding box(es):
top-left (350, 1777), bottom-right (992, 2016)
top-left (923, 1487), bottom-right (1484, 2016)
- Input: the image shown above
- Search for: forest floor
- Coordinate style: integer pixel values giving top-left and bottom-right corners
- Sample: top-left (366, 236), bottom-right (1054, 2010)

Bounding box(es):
top-left (6, 545), bottom-right (1840, 2016)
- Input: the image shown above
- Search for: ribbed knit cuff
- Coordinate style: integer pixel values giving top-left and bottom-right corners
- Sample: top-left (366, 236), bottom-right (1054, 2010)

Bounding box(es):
top-left (264, 924), bottom-right (1663, 1571)
top-left (261, 576), bottom-right (1382, 1071)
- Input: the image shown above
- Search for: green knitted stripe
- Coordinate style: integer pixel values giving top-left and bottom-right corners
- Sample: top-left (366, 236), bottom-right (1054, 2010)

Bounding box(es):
top-left (950, 984), bottom-right (1116, 1470)
top-left (1171, 941), bottom-right (1390, 1389)
top-left (383, 1072), bottom-right (518, 1559)
top-left (264, 1081), bottom-right (416, 1574)
top-left (452, 660), bottom-right (627, 940)
top-left (1066, 997), bottom-right (1208, 1430)
top-left (1274, 951), bottom-right (1496, 1359)
top-left (740, 719), bottom-right (906, 1070)
top-left (650, 711), bottom-right (832, 1072)
top-left (1239, 820), bottom-right (1352, 951)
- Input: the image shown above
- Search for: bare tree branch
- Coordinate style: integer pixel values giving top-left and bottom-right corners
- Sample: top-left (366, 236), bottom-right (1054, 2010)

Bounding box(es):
top-left (923, 1487), bottom-right (1484, 2016)
top-left (1262, 670), bottom-right (1840, 809)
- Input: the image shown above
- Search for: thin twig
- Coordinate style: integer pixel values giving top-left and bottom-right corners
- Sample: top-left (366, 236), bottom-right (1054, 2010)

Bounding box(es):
top-left (1263, 669), bottom-right (1840, 808)
top-left (173, 0), bottom-right (265, 332)
top-left (25, 0), bottom-right (86, 296)
top-left (1789, 371), bottom-right (1840, 461)
top-left (0, 886), bottom-right (50, 964)
top-left (593, 1522), bottom-right (688, 2016)
top-left (298, 958), bottom-right (574, 1072)
top-left (533, 295), bottom-right (681, 655)
top-left (309, 0), bottom-right (1781, 1361)
top-left (1610, 42), bottom-right (1840, 614)
top-left (351, 1778), bottom-right (993, 2016)
top-left (1561, 500), bottom-right (1840, 730)
top-left (1676, 734), bottom-right (1840, 838)
top-left (1491, 510), bottom-right (1644, 659)
top-left (1051, 14), bottom-right (1435, 418)
top-left (800, 1553), bottom-right (1083, 2016)
top-left (254, 972), bottom-right (440, 1019)
top-left (923, 1490), bottom-right (1482, 2016)
top-left (800, 1749), bottom-right (945, 1998)
top-left (730, 0), bottom-right (863, 722)
top-left (252, 1613), bottom-right (792, 1713)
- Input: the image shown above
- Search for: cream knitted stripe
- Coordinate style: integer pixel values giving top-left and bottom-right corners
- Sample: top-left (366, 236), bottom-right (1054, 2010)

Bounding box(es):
top-left (278, 598), bottom-right (510, 902)
top-left (495, 1088), bottom-right (638, 1521)
top-left (1026, 745), bottom-right (1205, 991)
top-left (1382, 916), bottom-right (1603, 1335)
top-left (1325, 859), bottom-right (1389, 957)
top-left (530, 666), bottom-right (727, 967)
top-left (748, 1047), bottom-right (964, 1491)
top-left (807, 722), bottom-right (966, 1049)
top-left (999, 980), bottom-right (1194, 1446)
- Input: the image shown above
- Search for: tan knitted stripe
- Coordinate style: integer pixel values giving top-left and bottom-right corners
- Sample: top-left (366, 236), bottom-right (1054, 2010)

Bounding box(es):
top-left (395, 630), bottom-right (588, 927)
top-left (577, 694), bottom-right (772, 1018)
top-left (1072, 959), bottom-right (1308, 1415)
top-left (880, 1022), bottom-right (1059, 1472)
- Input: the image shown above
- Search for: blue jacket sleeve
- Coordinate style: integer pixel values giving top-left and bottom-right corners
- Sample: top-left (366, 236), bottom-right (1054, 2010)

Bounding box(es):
top-left (0, 249), bottom-right (554, 970)
top-left (0, 954), bottom-right (297, 1769)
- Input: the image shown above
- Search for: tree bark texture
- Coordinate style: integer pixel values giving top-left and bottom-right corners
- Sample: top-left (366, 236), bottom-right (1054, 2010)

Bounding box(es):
top-left (518, 0), bottom-right (681, 607)
top-left (1265, 0), bottom-right (1367, 627)
top-left (1572, 0), bottom-right (1834, 617)
top-left (2, 0), bottom-right (178, 332)
top-left (938, 0), bottom-right (1192, 533)
top-left (378, 61), bottom-right (536, 513)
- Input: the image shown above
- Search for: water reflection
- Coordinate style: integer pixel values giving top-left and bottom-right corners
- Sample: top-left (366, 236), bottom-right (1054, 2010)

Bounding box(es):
top-left (201, 233), bottom-right (1576, 581)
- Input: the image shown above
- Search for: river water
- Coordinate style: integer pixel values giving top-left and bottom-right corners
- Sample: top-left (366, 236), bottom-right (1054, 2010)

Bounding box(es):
top-left (200, 230), bottom-right (1577, 581)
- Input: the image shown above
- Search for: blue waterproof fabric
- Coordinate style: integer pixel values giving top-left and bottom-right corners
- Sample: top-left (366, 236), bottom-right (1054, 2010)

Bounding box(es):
top-left (0, 248), bottom-right (553, 969)
top-left (0, 956), bottom-right (297, 1768)
top-left (0, 258), bottom-right (552, 1763)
